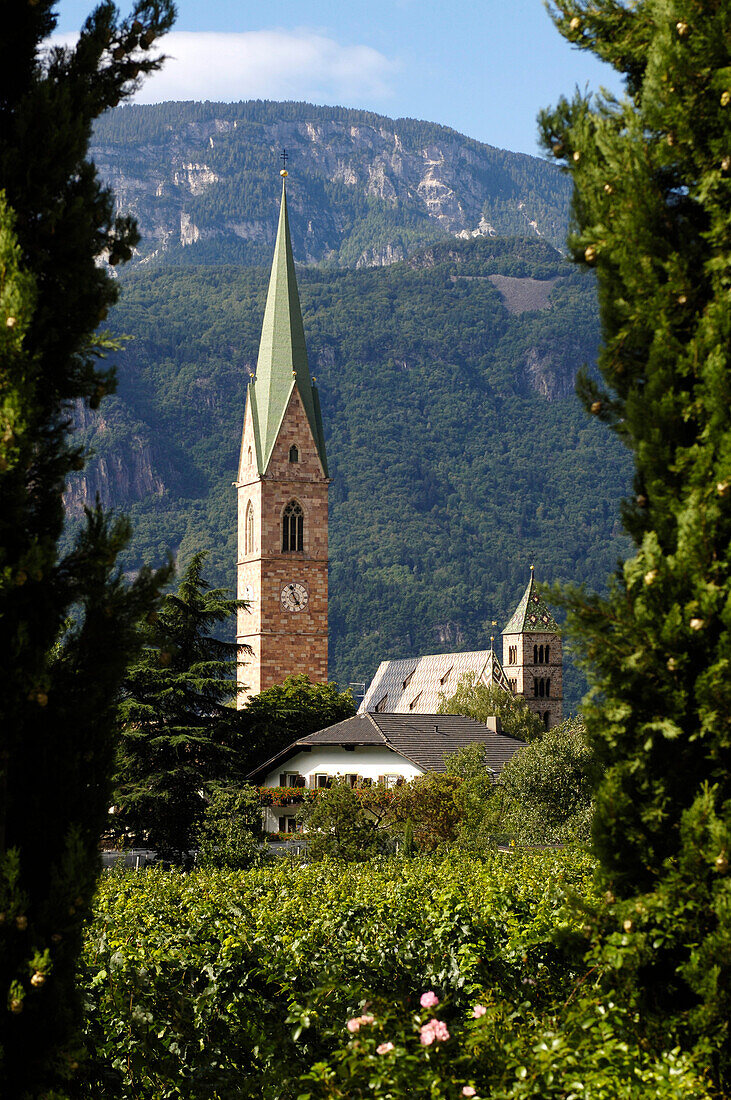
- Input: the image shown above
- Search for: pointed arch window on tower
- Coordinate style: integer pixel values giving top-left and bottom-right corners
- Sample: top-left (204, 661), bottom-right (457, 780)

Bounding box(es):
top-left (533, 644), bottom-right (538, 664)
top-left (545, 644), bottom-right (550, 663)
top-left (247, 446), bottom-right (253, 467)
top-left (546, 679), bottom-right (551, 698)
top-left (282, 500), bottom-right (304, 552)
top-left (244, 500), bottom-right (254, 556)
top-left (289, 444), bottom-right (299, 463)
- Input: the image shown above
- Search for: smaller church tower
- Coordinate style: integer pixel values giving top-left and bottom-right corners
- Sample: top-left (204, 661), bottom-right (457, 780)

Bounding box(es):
top-left (235, 170), bottom-right (330, 701)
top-left (501, 568), bottom-right (562, 729)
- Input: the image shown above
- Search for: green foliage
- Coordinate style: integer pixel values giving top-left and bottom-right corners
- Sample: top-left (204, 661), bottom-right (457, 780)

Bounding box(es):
top-left (239, 674), bottom-right (355, 773)
top-left (114, 552), bottom-right (243, 862)
top-left (496, 717), bottom-right (598, 844)
top-left (76, 852), bottom-right (713, 1098)
top-left (444, 743), bottom-right (498, 844)
top-left (438, 672), bottom-right (544, 741)
top-left (78, 850), bottom-right (599, 1097)
top-left (389, 774), bottom-right (465, 850)
top-left (540, 0), bottom-right (731, 1080)
top-left (64, 234), bottom-right (632, 714)
top-left (298, 782), bottom-right (382, 861)
top-left (0, 3), bottom-right (175, 1091)
top-left (195, 785), bottom-right (261, 871)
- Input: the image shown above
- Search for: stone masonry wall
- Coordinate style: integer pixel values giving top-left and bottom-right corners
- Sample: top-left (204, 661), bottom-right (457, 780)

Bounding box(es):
top-left (236, 387), bottom-right (329, 700)
top-left (502, 631), bottom-right (563, 729)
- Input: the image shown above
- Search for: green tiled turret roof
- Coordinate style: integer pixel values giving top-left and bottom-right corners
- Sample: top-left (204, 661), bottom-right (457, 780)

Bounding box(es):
top-left (248, 178), bottom-right (328, 476)
top-left (502, 570), bottom-right (560, 634)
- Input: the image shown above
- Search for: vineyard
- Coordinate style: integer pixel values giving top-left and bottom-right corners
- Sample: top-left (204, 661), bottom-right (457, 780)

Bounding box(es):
top-left (77, 852), bottom-right (711, 1098)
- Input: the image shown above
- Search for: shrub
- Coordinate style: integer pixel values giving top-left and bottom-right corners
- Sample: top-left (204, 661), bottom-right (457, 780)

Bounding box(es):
top-left (298, 781), bottom-right (383, 861)
top-left (195, 785), bottom-right (262, 870)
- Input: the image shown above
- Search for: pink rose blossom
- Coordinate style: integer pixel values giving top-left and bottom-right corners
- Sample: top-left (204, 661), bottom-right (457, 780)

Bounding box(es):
top-left (376, 1042), bottom-right (395, 1055)
top-left (346, 1013), bottom-right (376, 1033)
top-left (420, 1019), bottom-right (450, 1045)
top-left (472, 1004), bottom-right (487, 1019)
top-left (462, 1089), bottom-right (477, 1098)
top-left (420, 990), bottom-right (440, 1008)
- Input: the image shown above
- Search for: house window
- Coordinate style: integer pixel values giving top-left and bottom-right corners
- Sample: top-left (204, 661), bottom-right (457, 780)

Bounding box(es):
top-left (282, 500), bottom-right (304, 552)
top-left (314, 773), bottom-right (330, 789)
top-left (409, 692), bottom-right (422, 711)
top-left (244, 500), bottom-right (254, 555)
top-left (374, 695), bottom-right (388, 713)
top-left (378, 774), bottom-right (400, 788)
top-left (345, 773), bottom-right (359, 788)
top-left (279, 772), bottom-right (305, 788)
top-left (278, 815), bottom-right (299, 833)
top-left (289, 444), bottom-right (299, 463)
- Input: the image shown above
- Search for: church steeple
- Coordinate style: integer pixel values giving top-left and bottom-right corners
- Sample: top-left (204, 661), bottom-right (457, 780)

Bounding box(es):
top-left (236, 168), bottom-right (330, 701)
top-left (248, 175), bottom-right (328, 477)
top-left (501, 569), bottom-right (563, 730)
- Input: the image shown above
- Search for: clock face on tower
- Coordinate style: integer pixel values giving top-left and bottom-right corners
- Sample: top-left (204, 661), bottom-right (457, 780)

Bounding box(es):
top-left (281, 581), bottom-right (309, 613)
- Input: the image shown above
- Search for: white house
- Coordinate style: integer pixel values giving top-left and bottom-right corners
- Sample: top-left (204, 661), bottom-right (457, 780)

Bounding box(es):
top-left (247, 711), bottom-right (524, 834)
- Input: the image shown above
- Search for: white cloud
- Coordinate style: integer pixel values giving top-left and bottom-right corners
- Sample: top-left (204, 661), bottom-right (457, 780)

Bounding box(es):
top-left (50, 30), bottom-right (396, 105)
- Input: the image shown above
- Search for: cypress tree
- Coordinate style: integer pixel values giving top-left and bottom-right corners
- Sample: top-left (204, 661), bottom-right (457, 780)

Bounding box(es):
top-left (114, 552), bottom-right (244, 863)
top-left (0, 2), bottom-right (174, 1093)
top-left (540, 0), bottom-right (731, 1075)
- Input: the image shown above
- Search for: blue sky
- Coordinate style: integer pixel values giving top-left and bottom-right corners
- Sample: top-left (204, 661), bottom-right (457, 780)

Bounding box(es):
top-left (54, 0), bottom-right (624, 156)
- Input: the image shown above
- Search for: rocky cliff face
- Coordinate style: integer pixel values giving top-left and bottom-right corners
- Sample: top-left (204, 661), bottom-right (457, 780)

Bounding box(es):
top-left (91, 102), bottom-right (571, 267)
top-left (63, 400), bottom-right (168, 515)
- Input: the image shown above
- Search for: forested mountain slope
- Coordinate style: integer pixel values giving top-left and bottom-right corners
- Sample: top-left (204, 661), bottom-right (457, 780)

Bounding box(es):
top-left (67, 236), bottom-right (632, 709)
top-left (91, 100), bottom-right (572, 266)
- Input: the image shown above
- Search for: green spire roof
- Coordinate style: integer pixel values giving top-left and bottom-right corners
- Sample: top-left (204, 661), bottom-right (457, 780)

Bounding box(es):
top-left (502, 570), bottom-right (560, 634)
top-left (248, 179), bottom-right (328, 476)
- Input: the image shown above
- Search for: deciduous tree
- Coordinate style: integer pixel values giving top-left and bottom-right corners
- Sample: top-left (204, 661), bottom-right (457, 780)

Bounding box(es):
top-left (438, 673), bottom-right (544, 742)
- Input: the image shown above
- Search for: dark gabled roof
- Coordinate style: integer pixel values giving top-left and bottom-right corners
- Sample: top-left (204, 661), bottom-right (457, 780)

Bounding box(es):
top-left (300, 713), bottom-right (384, 746)
top-left (247, 712), bottom-right (524, 782)
top-left (369, 713), bottom-right (523, 774)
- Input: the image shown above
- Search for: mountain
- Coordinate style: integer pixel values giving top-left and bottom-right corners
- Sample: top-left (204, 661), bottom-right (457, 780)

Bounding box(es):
top-left (91, 100), bottom-right (572, 268)
top-left (66, 229), bottom-right (632, 712)
top-left (61, 101), bottom-right (634, 711)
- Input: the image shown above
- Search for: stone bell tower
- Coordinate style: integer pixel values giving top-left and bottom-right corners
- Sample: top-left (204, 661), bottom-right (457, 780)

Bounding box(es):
top-left (501, 567), bottom-right (563, 730)
top-left (235, 170), bottom-right (329, 700)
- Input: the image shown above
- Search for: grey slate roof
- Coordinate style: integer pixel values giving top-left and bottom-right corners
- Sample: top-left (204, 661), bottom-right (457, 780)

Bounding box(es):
top-left (247, 712), bottom-right (524, 782)
top-left (360, 649), bottom-right (510, 714)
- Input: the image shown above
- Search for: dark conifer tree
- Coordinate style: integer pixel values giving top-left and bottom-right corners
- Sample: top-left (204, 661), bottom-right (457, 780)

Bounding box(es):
top-left (0, 2), bottom-right (174, 1093)
top-left (540, 0), bottom-right (731, 1077)
top-left (114, 553), bottom-right (244, 861)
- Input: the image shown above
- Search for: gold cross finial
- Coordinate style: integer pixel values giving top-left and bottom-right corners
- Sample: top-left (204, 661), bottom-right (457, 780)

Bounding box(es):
top-left (530, 563), bottom-right (535, 573)
top-left (280, 148), bottom-right (289, 177)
